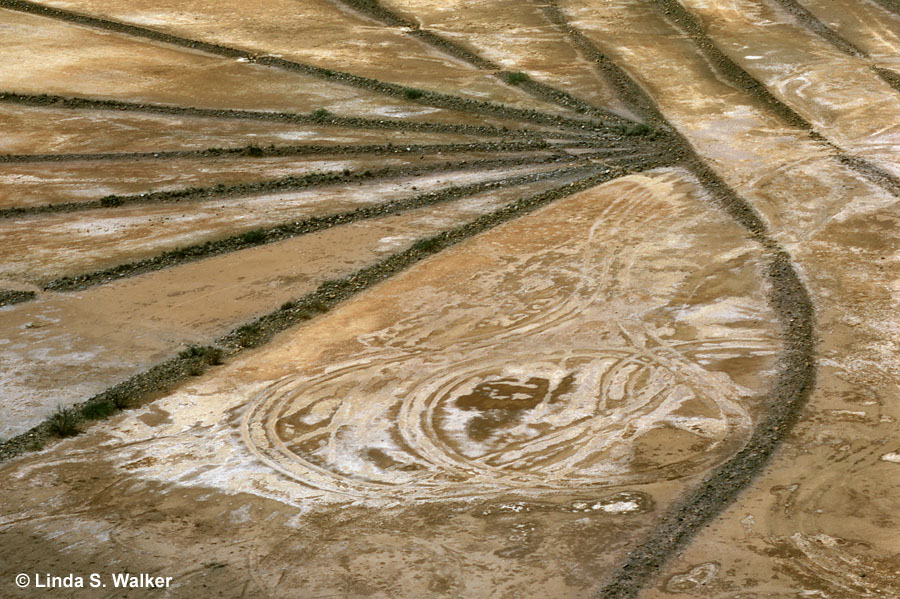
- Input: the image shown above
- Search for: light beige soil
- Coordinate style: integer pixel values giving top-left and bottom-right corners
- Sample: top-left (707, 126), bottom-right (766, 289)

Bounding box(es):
top-left (380, 0), bottom-right (638, 119)
top-left (0, 104), bottom-right (484, 155)
top-left (799, 0), bottom-right (900, 61)
top-left (0, 171), bottom-right (781, 597)
top-left (559, 0), bottom-right (900, 595)
top-left (0, 7), bottom-right (543, 130)
top-left (0, 151), bottom-right (553, 209)
top-left (0, 0), bottom-right (898, 597)
top-left (0, 169), bottom-right (587, 440)
top-left (32, 0), bottom-right (569, 114)
top-left (676, 0), bottom-right (900, 173)
top-left (0, 161), bottom-right (565, 282)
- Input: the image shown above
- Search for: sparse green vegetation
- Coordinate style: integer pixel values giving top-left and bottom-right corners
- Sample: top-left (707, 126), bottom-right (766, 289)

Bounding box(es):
top-left (297, 299), bottom-right (330, 320)
top-left (403, 88), bottom-right (424, 100)
top-left (412, 237), bottom-right (443, 253)
top-left (100, 195), bottom-right (123, 207)
top-left (82, 400), bottom-right (115, 420)
top-left (312, 108), bottom-right (332, 119)
top-left (204, 347), bottom-right (224, 365)
top-left (47, 405), bottom-right (79, 437)
top-left (240, 229), bottom-right (266, 244)
top-left (235, 323), bottom-right (263, 347)
top-left (506, 71), bottom-right (530, 85)
top-left (110, 390), bottom-right (131, 410)
top-left (179, 345), bottom-right (224, 366)
top-left (624, 123), bottom-right (651, 136)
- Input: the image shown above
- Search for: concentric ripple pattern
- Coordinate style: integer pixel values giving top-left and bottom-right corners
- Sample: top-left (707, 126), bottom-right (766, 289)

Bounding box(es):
top-left (241, 174), bottom-right (780, 501)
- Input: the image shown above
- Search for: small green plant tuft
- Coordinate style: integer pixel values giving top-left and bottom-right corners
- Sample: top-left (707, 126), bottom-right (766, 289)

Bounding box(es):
top-left (179, 345), bottom-right (205, 359)
top-left (204, 347), bottom-right (224, 365)
top-left (624, 123), bottom-right (651, 136)
top-left (297, 299), bottom-right (330, 320)
top-left (244, 145), bottom-right (264, 157)
top-left (235, 323), bottom-right (263, 347)
top-left (109, 391), bottom-right (131, 410)
top-left (412, 237), bottom-right (443, 253)
top-left (179, 345), bottom-right (223, 366)
top-left (506, 71), bottom-right (529, 85)
top-left (82, 400), bottom-right (115, 420)
top-left (100, 196), bottom-right (123, 207)
top-left (312, 108), bottom-right (332, 119)
top-left (403, 88), bottom-right (424, 100)
top-left (48, 405), bottom-right (79, 437)
top-left (187, 362), bottom-right (205, 376)
top-left (240, 229), bottom-right (266, 244)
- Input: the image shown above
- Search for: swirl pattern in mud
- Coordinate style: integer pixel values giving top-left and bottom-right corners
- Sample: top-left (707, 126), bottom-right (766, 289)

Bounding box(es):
top-left (241, 174), bottom-right (780, 501)
top-left (243, 348), bottom-right (751, 500)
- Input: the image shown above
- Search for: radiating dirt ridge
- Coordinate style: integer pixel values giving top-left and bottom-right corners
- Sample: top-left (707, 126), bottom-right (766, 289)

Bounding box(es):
top-left (0, 0), bottom-right (897, 597)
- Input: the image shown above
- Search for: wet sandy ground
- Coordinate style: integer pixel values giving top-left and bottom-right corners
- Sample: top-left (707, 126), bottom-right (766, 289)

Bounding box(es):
top-left (1, 171), bottom-right (782, 597)
top-left (676, 0), bottom-right (900, 174)
top-left (0, 104), bottom-right (486, 155)
top-left (0, 152), bottom-right (554, 208)
top-left (0, 0), bottom-right (899, 597)
top-left (28, 0), bottom-right (570, 114)
top-left (0, 7), bottom-right (539, 129)
top-left (558, 0), bottom-right (900, 595)
top-left (0, 169), bottom-right (588, 440)
top-left (378, 0), bottom-right (638, 119)
top-left (798, 0), bottom-right (900, 60)
top-left (0, 162), bottom-right (568, 283)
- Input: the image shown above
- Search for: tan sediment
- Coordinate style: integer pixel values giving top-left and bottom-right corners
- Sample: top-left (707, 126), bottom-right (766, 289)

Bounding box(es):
top-left (784, 0), bottom-right (900, 60)
top-left (0, 169), bottom-right (781, 596)
top-left (0, 162), bottom-right (566, 283)
top-left (0, 8), bottom-right (515, 128)
top-left (0, 104), bottom-right (481, 155)
top-left (673, 0), bottom-right (900, 175)
top-left (0, 0), bottom-right (896, 595)
top-left (0, 170), bottom-right (585, 440)
top-left (378, 0), bottom-right (637, 119)
top-left (0, 150), bottom-right (549, 209)
top-left (28, 0), bottom-right (569, 114)
top-left (551, 0), bottom-right (900, 594)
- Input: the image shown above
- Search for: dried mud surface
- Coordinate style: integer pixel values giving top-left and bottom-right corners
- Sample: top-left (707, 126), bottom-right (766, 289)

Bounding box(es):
top-left (0, 0), bottom-right (897, 598)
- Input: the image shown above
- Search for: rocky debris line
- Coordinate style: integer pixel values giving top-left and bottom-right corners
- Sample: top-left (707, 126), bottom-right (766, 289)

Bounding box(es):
top-left (0, 140), bottom-right (553, 163)
top-left (0, 289), bottom-right (36, 307)
top-left (334, 0), bottom-right (632, 125)
top-left (0, 152), bottom-right (577, 218)
top-left (537, 3), bottom-right (816, 597)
